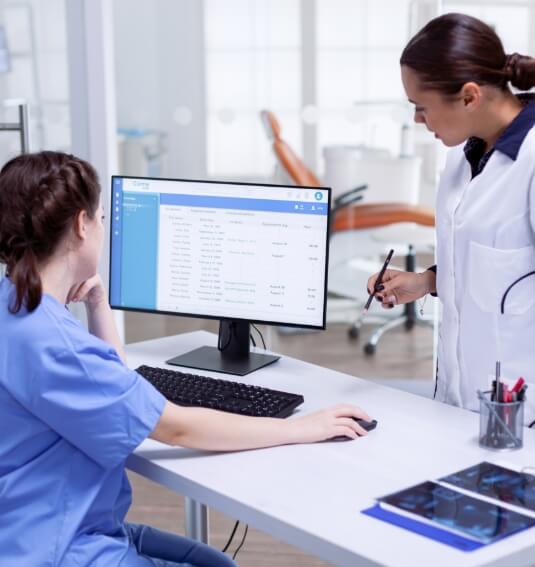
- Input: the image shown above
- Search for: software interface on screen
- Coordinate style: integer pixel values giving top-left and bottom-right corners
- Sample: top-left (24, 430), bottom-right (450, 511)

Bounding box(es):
top-left (110, 177), bottom-right (330, 328)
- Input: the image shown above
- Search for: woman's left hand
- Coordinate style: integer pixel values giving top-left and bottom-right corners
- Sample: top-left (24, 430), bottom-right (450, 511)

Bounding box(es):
top-left (67, 274), bottom-right (107, 308)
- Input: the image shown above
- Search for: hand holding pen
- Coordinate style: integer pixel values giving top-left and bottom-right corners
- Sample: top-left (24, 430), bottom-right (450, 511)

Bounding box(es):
top-left (365, 254), bottom-right (436, 313)
top-left (363, 249), bottom-right (394, 314)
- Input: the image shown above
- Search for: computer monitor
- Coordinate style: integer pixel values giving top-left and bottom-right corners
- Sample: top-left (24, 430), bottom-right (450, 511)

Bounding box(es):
top-left (109, 176), bottom-right (331, 375)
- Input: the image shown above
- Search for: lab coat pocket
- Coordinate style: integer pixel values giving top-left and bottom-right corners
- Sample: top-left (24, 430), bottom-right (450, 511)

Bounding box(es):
top-left (468, 241), bottom-right (535, 315)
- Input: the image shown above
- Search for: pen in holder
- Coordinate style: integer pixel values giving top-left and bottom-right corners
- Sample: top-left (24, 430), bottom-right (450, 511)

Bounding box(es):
top-left (478, 390), bottom-right (524, 450)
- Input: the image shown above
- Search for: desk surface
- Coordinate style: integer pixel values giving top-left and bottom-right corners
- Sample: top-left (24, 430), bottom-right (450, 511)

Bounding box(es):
top-left (126, 331), bottom-right (535, 567)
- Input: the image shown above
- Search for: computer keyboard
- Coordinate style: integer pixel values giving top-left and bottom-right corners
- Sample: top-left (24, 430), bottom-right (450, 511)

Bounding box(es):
top-left (136, 365), bottom-right (304, 418)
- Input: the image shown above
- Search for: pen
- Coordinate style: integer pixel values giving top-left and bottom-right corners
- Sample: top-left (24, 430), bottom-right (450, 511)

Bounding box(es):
top-left (512, 377), bottom-right (525, 393)
top-left (495, 361), bottom-right (502, 403)
top-left (363, 249), bottom-right (395, 314)
top-left (505, 386), bottom-right (512, 403)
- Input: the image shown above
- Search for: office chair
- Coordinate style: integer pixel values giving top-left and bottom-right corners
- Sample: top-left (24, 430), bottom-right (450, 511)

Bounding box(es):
top-left (260, 109), bottom-right (435, 355)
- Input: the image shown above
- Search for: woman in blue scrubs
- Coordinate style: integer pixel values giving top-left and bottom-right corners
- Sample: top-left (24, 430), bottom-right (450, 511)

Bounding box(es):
top-left (368, 13), bottom-right (535, 421)
top-left (0, 151), bottom-right (371, 567)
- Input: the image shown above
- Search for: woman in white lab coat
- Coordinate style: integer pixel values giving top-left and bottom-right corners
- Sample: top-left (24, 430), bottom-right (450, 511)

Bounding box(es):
top-left (368, 13), bottom-right (535, 424)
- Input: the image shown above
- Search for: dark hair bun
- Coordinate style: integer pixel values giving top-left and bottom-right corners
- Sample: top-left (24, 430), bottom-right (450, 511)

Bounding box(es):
top-left (505, 52), bottom-right (535, 91)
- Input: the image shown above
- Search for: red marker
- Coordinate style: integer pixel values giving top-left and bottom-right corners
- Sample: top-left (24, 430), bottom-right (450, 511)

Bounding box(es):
top-left (512, 377), bottom-right (525, 393)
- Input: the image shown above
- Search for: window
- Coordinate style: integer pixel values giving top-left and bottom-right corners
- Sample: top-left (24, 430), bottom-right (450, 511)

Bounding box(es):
top-left (204, 0), bottom-right (533, 179)
top-left (316, 0), bottom-right (413, 164)
top-left (204, 0), bottom-right (302, 177)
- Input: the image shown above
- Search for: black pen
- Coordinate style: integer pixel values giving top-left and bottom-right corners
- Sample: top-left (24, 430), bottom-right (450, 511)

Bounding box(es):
top-left (363, 249), bottom-right (394, 315)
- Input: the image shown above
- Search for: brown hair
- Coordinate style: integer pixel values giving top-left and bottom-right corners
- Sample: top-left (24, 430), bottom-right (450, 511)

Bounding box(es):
top-left (400, 13), bottom-right (535, 95)
top-left (0, 151), bottom-right (101, 313)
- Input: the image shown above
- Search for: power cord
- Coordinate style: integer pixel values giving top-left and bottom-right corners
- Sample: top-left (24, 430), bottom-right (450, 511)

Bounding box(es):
top-left (251, 323), bottom-right (266, 349)
top-left (249, 333), bottom-right (256, 348)
top-left (217, 321), bottom-right (235, 352)
top-left (232, 523), bottom-right (249, 560)
top-left (221, 520), bottom-right (239, 553)
top-left (221, 520), bottom-right (249, 560)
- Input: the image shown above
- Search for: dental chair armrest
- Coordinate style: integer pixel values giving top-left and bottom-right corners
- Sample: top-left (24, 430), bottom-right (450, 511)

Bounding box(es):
top-left (332, 203), bottom-right (435, 232)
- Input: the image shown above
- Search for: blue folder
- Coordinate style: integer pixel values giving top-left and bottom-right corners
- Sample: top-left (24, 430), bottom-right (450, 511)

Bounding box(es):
top-left (361, 504), bottom-right (485, 552)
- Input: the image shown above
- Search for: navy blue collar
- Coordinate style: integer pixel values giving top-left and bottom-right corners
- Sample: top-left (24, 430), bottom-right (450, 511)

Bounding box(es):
top-left (494, 94), bottom-right (535, 160)
top-left (463, 94), bottom-right (535, 178)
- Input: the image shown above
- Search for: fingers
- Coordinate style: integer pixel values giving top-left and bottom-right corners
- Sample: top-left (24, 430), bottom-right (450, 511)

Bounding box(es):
top-left (335, 417), bottom-right (367, 437)
top-left (366, 274), bottom-right (378, 294)
top-left (379, 294), bottom-right (397, 309)
top-left (333, 404), bottom-right (372, 422)
top-left (66, 284), bottom-right (80, 304)
top-left (71, 280), bottom-right (93, 302)
top-left (366, 269), bottom-right (401, 294)
top-left (332, 425), bottom-right (358, 440)
top-left (375, 271), bottom-right (404, 296)
top-left (68, 282), bottom-right (85, 303)
top-left (69, 274), bottom-right (102, 303)
top-left (374, 272), bottom-right (406, 308)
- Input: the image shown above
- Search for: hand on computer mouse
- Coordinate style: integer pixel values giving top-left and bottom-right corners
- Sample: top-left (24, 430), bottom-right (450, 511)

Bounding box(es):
top-left (327, 418), bottom-right (378, 442)
top-left (352, 417), bottom-right (377, 431)
top-left (290, 404), bottom-right (372, 443)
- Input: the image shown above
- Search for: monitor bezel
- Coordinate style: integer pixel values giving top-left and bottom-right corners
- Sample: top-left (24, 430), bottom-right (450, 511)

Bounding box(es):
top-left (109, 175), bottom-right (331, 331)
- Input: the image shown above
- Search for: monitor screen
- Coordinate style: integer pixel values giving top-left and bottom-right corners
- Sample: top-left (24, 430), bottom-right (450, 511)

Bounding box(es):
top-left (109, 176), bottom-right (331, 329)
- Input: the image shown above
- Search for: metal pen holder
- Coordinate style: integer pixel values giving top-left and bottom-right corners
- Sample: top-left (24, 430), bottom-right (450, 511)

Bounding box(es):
top-left (478, 390), bottom-right (524, 451)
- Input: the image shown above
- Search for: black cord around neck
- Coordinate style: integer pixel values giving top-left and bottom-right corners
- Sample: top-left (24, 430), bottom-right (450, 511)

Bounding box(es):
top-left (500, 270), bottom-right (535, 314)
top-left (500, 270), bottom-right (535, 428)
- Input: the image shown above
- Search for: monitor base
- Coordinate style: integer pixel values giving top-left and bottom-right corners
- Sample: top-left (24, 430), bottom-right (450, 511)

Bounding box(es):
top-left (166, 346), bottom-right (280, 376)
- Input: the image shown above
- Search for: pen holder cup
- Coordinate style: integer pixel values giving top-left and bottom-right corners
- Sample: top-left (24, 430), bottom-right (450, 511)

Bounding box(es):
top-left (478, 391), bottom-right (524, 451)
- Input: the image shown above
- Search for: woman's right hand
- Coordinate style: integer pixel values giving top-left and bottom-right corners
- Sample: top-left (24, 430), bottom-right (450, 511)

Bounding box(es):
top-left (367, 269), bottom-right (435, 308)
top-left (290, 404), bottom-right (372, 442)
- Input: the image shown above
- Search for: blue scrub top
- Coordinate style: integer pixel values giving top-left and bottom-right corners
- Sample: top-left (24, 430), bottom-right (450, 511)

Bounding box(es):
top-left (0, 277), bottom-right (166, 566)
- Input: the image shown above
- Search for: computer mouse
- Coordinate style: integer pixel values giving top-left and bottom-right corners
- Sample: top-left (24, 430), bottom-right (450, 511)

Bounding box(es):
top-left (328, 418), bottom-right (378, 442)
top-left (354, 418), bottom-right (378, 432)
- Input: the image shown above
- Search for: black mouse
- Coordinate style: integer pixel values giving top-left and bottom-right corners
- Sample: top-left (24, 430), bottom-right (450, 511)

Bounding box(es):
top-left (354, 418), bottom-right (378, 432)
top-left (328, 418), bottom-right (378, 441)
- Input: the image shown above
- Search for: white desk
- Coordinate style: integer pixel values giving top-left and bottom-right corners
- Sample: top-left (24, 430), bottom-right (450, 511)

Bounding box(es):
top-left (126, 331), bottom-right (535, 567)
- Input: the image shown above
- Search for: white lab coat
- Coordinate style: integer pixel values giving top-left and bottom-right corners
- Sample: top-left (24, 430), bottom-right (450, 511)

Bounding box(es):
top-left (435, 127), bottom-right (535, 424)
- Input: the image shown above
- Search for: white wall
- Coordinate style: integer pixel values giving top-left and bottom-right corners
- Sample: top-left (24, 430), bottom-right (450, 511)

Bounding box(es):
top-left (113, 0), bottom-right (206, 179)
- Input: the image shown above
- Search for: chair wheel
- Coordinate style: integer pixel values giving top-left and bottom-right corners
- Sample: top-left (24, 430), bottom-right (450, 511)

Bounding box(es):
top-left (348, 326), bottom-right (360, 340)
top-left (364, 343), bottom-right (376, 355)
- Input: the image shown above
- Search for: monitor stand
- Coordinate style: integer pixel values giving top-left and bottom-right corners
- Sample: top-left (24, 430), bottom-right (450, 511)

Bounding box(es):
top-left (166, 320), bottom-right (280, 376)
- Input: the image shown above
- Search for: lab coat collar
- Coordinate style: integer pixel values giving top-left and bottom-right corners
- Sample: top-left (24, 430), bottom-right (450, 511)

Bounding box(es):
top-left (464, 93), bottom-right (535, 173)
top-left (494, 93), bottom-right (535, 160)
